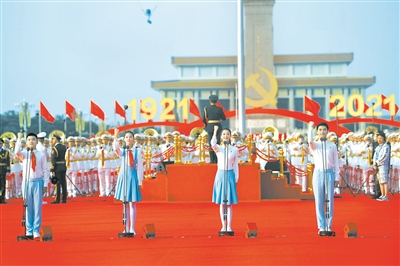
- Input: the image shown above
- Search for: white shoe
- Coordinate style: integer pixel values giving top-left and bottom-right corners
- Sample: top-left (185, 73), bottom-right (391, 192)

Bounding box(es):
top-left (378, 196), bottom-right (389, 201)
top-left (26, 231), bottom-right (33, 237)
top-left (33, 232), bottom-right (40, 238)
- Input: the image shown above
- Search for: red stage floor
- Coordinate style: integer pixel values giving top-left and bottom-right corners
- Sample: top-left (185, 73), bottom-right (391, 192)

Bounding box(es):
top-left (1, 193), bottom-right (399, 265)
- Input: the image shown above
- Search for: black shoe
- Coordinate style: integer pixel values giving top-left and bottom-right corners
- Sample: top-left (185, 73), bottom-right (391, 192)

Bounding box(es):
top-left (371, 194), bottom-right (381, 199)
top-left (62, 201), bottom-right (66, 204)
top-left (50, 201), bottom-right (60, 204)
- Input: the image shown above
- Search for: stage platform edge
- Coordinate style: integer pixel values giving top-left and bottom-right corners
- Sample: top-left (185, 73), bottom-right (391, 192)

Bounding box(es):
top-left (140, 164), bottom-right (314, 202)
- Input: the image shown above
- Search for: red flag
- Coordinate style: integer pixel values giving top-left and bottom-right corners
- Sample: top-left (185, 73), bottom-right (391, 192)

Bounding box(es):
top-left (216, 101), bottom-right (228, 113)
top-left (189, 98), bottom-right (201, 118)
top-left (66, 100), bottom-right (76, 122)
top-left (90, 100), bottom-right (105, 121)
top-left (39, 101), bottom-right (55, 123)
top-left (382, 94), bottom-right (399, 116)
top-left (304, 96), bottom-right (321, 115)
top-left (329, 96), bottom-right (344, 112)
top-left (115, 100), bottom-right (126, 119)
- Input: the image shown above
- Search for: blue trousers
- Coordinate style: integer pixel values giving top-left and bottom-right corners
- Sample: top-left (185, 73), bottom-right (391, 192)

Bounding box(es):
top-left (22, 178), bottom-right (44, 235)
top-left (312, 169), bottom-right (334, 230)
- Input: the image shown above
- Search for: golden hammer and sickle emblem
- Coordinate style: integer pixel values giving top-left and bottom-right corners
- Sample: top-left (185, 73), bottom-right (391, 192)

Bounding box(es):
top-left (245, 67), bottom-right (278, 107)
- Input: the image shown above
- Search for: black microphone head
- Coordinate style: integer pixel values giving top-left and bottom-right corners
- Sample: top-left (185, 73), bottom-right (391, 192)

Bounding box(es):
top-left (320, 137), bottom-right (327, 141)
top-left (123, 105), bottom-right (128, 110)
top-left (26, 147), bottom-right (30, 151)
top-left (223, 141), bottom-right (229, 145)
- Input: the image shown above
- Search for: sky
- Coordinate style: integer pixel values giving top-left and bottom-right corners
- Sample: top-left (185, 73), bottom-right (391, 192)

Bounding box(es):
top-left (1, 0), bottom-right (399, 127)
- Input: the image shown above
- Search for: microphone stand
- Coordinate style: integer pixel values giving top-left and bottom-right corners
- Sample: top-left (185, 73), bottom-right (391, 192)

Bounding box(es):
top-left (320, 138), bottom-right (335, 237)
top-left (337, 143), bottom-right (356, 198)
top-left (118, 105), bottom-right (134, 238)
top-left (118, 145), bottom-right (134, 238)
top-left (17, 148), bottom-right (32, 241)
top-left (65, 173), bottom-right (85, 198)
top-left (218, 141), bottom-right (233, 236)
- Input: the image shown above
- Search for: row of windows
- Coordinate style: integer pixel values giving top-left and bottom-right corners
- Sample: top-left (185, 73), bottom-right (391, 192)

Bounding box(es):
top-left (275, 63), bottom-right (347, 77)
top-left (179, 63), bottom-right (347, 79)
top-left (180, 66), bottom-right (238, 79)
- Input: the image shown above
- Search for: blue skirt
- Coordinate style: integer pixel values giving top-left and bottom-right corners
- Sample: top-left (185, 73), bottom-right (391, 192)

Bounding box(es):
top-left (212, 169), bottom-right (238, 205)
top-left (114, 168), bottom-right (142, 202)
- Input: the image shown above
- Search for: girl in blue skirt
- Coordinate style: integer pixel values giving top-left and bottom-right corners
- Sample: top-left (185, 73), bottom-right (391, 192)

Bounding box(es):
top-left (113, 129), bottom-right (144, 235)
top-left (211, 125), bottom-right (239, 233)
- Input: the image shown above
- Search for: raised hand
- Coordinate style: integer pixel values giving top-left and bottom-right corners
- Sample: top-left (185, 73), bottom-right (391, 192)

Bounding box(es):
top-left (114, 128), bottom-right (119, 139)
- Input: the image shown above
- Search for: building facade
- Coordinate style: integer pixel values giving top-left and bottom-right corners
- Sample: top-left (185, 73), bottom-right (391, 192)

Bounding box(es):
top-left (151, 0), bottom-right (375, 134)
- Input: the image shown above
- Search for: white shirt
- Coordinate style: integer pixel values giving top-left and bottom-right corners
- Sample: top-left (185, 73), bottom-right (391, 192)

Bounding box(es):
top-left (211, 137), bottom-right (239, 182)
top-left (112, 140), bottom-right (144, 186)
top-left (15, 139), bottom-right (50, 183)
top-left (308, 126), bottom-right (340, 181)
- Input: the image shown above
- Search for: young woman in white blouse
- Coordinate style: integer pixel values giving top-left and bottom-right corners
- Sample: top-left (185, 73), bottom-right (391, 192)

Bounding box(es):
top-left (210, 125), bottom-right (239, 235)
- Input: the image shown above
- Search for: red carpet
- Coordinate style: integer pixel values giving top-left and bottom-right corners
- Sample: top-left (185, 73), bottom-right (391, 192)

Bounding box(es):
top-left (1, 193), bottom-right (399, 265)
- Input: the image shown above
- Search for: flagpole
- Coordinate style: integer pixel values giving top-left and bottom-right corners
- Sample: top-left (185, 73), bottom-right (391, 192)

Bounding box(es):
top-left (38, 105), bottom-right (42, 132)
top-left (235, 83), bottom-right (239, 130)
top-left (89, 114), bottom-right (92, 137)
top-left (237, 0), bottom-right (246, 134)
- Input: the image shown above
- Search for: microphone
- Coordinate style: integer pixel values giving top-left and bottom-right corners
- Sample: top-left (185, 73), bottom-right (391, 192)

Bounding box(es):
top-left (26, 147), bottom-right (31, 152)
top-left (223, 141), bottom-right (229, 146)
top-left (122, 145), bottom-right (128, 150)
top-left (320, 137), bottom-right (327, 142)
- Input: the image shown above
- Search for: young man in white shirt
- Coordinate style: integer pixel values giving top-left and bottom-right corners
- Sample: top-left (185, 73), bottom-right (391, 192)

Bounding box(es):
top-left (308, 122), bottom-right (340, 236)
top-left (15, 132), bottom-right (50, 239)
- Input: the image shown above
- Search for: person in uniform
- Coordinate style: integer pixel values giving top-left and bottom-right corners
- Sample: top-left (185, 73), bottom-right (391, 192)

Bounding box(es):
top-left (160, 132), bottom-right (174, 163)
top-left (50, 135), bottom-right (67, 204)
top-left (9, 138), bottom-right (22, 199)
top-left (36, 132), bottom-right (50, 203)
top-left (290, 133), bottom-right (310, 192)
top-left (15, 132), bottom-right (50, 239)
top-left (0, 138), bottom-right (11, 204)
top-left (65, 136), bottom-right (79, 198)
top-left (255, 132), bottom-right (279, 170)
top-left (308, 122), bottom-right (340, 236)
top-left (96, 134), bottom-right (113, 197)
top-left (231, 131), bottom-right (248, 163)
top-left (210, 125), bottom-right (239, 234)
top-left (202, 95), bottom-right (226, 164)
top-left (112, 129), bottom-right (144, 235)
top-left (358, 135), bottom-right (375, 195)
